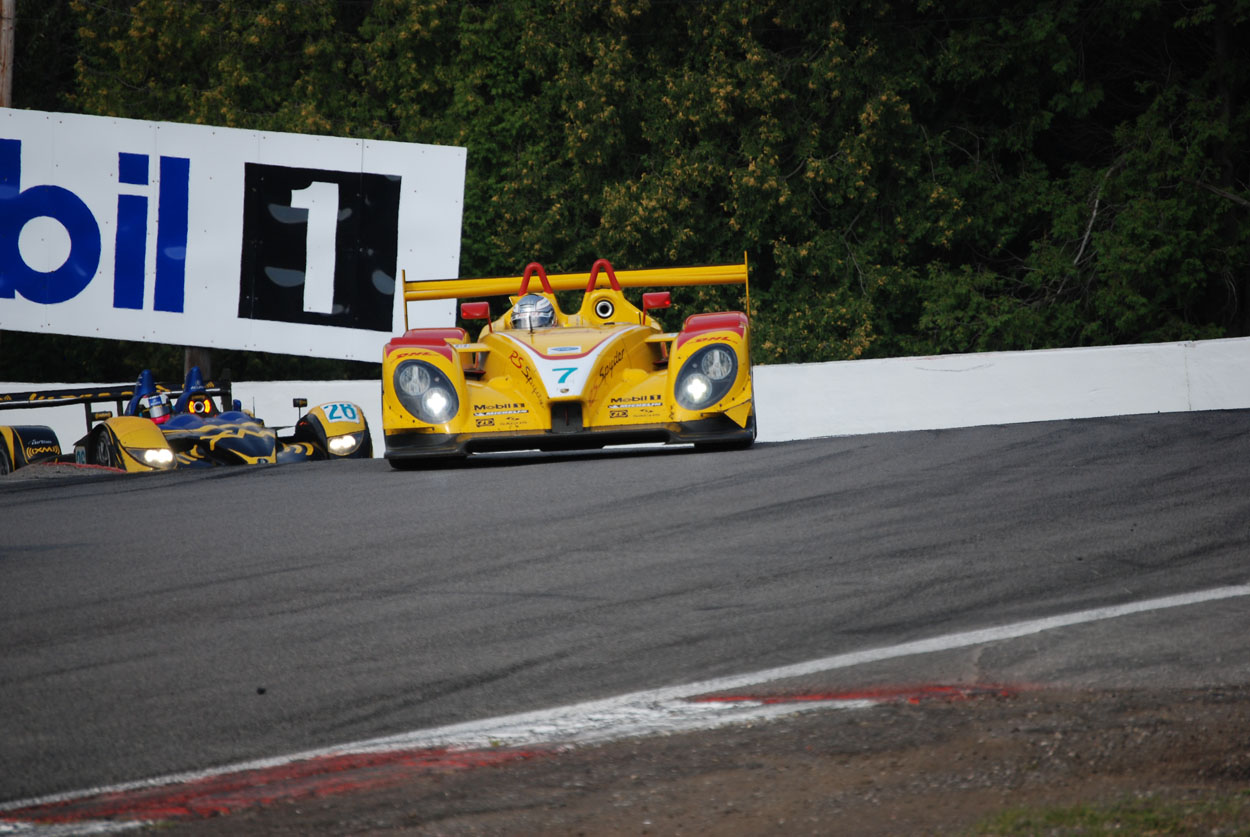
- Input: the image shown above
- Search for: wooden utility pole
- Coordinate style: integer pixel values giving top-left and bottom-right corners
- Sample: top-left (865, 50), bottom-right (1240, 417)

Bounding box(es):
top-left (1, 0), bottom-right (13, 362)
top-left (184, 347), bottom-right (213, 379)
top-left (0, 0), bottom-right (13, 109)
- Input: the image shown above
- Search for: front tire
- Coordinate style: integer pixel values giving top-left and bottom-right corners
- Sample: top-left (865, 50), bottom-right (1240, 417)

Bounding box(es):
top-left (95, 432), bottom-right (117, 468)
top-left (0, 445), bottom-right (12, 475)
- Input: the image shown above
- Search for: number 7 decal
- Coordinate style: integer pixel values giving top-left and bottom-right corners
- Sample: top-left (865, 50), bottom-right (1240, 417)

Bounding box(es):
top-left (554, 367), bottom-right (577, 383)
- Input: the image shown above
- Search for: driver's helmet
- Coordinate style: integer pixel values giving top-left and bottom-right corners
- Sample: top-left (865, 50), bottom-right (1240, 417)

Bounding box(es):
top-left (511, 294), bottom-right (556, 330)
top-left (138, 391), bottom-right (173, 424)
top-left (126, 369), bottom-right (173, 425)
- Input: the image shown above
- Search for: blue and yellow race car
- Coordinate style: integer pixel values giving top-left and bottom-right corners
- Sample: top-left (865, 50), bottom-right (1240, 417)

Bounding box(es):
top-left (0, 367), bottom-right (372, 474)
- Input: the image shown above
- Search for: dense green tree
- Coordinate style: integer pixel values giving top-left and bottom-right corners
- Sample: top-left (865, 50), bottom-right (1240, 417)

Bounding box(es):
top-left (10, 0), bottom-right (78, 111)
top-left (3, 0), bottom-right (1248, 379)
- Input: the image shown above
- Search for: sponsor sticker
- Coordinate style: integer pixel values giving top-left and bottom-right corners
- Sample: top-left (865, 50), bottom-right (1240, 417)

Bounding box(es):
top-left (475, 402), bottom-right (529, 417)
top-left (390, 349), bottom-right (443, 361)
top-left (609, 395), bottom-right (664, 409)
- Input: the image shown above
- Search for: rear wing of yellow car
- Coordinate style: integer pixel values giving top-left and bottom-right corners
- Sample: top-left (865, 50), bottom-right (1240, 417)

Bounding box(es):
top-left (401, 256), bottom-right (749, 330)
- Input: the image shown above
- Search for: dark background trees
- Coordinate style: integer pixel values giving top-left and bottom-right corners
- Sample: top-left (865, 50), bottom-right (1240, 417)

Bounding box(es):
top-left (3, 0), bottom-right (1248, 381)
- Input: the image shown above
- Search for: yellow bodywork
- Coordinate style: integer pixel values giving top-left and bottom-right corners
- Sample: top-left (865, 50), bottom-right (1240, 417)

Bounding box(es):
top-left (90, 416), bottom-right (178, 471)
top-left (383, 258), bottom-right (755, 463)
top-left (0, 425), bottom-right (62, 472)
top-left (161, 418), bottom-right (282, 467)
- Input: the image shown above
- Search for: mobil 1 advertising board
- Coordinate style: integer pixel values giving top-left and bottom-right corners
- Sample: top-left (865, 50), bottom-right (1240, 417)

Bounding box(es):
top-left (0, 108), bottom-right (465, 360)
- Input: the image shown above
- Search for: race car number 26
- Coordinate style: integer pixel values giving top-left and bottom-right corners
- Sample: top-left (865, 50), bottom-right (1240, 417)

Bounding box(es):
top-left (324, 402), bottom-right (358, 422)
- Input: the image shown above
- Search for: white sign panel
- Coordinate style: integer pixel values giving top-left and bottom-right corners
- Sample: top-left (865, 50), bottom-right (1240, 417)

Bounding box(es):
top-left (0, 108), bottom-right (464, 360)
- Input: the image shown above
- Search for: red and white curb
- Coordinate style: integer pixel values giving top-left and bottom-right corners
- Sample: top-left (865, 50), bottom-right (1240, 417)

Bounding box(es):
top-left (4, 583), bottom-right (1247, 835)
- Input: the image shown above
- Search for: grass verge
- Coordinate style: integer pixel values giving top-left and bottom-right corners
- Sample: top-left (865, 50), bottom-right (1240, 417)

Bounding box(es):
top-left (971, 790), bottom-right (1250, 835)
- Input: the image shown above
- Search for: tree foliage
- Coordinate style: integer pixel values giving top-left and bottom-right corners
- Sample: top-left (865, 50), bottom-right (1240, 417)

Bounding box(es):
top-left (4, 0), bottom-right (1249, 379)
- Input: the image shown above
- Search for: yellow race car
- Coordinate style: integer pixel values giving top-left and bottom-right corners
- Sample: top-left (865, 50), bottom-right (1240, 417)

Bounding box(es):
top-left (382, 258), bottom-right (755, 467)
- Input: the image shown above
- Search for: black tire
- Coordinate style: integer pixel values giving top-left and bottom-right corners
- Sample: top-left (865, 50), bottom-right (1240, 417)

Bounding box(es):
top-left (94, 431), bottom-right (116, 468)
top-left (0, 444), bottom-right (12, 476)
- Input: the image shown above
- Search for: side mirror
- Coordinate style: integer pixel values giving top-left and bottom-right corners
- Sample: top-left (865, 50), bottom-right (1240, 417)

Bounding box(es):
top-left (292, 398), bottom-right (308, 409)
top-left (461, 301), bottom-right (491, 320)
top-left (642, 292), bottom-right (671, 311)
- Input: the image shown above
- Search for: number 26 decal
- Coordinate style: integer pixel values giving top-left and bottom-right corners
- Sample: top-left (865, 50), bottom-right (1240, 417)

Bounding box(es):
top-left (324, 402), bottom-right (358, 422)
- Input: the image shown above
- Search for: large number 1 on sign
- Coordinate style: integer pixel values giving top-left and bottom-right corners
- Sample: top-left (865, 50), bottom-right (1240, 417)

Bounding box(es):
top-left (289, 182), bottom-right (339, 314)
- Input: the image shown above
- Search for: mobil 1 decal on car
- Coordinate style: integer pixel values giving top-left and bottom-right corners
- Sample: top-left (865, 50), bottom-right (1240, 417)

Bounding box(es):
top-left (0, 108), bottom-right (466, 362)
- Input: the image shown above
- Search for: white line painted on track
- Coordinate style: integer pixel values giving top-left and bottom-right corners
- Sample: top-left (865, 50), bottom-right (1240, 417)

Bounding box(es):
top-left (0, 823), bottom-right (146, 836)
top-left (5, 583), bottom-right (1248, 818)
top-left (345, 583), bottom-right (1250, 752)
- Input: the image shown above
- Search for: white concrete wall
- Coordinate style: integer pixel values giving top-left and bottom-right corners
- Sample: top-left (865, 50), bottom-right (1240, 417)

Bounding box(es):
top-left (753, 337), bottom-right (1250, 442)
top-left (5, 336), bottom-right (1250, 456)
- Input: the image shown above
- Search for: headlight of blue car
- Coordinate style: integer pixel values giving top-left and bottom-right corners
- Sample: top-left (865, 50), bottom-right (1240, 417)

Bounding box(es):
top-left (137, 447), bottom-right (176, 468)
top-left (327, 431), bottom-right (366, 455)
top-left (394, 360), bottom-right (460, 424)
top-left (674, 344), bottom-right (738, 410)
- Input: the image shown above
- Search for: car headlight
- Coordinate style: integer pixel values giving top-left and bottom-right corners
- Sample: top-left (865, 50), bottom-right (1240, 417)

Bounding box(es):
top-left (140, 448), bottom-right (175, 468)
top-left (396, 363), bottom-right (430, 396)
top-left (675, 344), bottom-right (738, 409)
top-left (700, 346), bottom-right (735, 380)
top-left (393, 360), bottom-right (460, 424)
top-left (327, 432), bottom-right (362, 455)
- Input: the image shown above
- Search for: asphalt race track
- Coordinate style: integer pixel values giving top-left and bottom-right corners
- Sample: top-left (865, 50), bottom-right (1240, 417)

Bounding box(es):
top-left (2, 411), bottom-right (1249, 804)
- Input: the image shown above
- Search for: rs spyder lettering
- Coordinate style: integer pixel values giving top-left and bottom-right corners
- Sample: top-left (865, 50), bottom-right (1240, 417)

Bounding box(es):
top-left (597, 348), bottom-right (626, 382)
